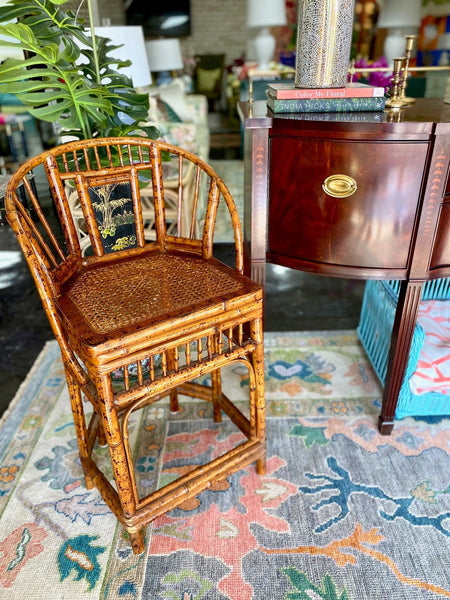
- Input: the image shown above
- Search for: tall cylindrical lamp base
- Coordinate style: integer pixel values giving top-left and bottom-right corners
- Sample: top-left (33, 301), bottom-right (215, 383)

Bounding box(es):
top-left (295, 0), bottom-right (356, 89)
top-left (253, 27), bottom-right (276, 71)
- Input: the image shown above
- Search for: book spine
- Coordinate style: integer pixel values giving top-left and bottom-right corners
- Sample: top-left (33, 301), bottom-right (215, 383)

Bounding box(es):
top-left (267, 97), bottom-right (386, 113)
top-left (268, 87), bottom-right (384, 99)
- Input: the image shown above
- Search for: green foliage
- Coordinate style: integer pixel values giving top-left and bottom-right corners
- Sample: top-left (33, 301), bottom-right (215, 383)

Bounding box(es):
top-left (0, 0), bottom-right (158, 141)
top-left (289, 423), bottom-right (328, 448)
top-left (282, 568), bottom-right (349, 600)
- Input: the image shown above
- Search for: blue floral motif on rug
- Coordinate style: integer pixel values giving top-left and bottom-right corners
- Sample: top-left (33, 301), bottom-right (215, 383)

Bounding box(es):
top-left (0, 332), bottom-right (449, 599)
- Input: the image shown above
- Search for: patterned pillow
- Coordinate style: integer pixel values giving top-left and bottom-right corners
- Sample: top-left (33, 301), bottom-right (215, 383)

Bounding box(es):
top-left (147, 94), bottom-right (183, 124)
top-left (162, 101), bottom-right (182, 122)
top-left (197, 67), bottom-right (221, 93)
top-left (148, 95), bottom-right (169, 123)
top-left (149, 79), bottom-right (193, 122)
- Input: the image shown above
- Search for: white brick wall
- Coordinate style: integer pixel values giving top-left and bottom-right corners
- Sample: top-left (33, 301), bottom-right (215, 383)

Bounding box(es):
top-left (63, 0), bottom-right (125, 26)
top-left (187, 0), bottom-right (248, 62)
top-left (96, 0), bottom-right (126, 25)
top-left (94, 0), bottom-right (252, 64)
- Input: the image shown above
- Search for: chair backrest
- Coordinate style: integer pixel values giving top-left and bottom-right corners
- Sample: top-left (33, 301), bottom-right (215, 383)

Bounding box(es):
top-left (5, 137), bottom-right (244, 377)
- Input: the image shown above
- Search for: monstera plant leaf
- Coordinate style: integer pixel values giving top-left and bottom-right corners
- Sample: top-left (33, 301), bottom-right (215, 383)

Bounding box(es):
top-left (0, 25), bottom-right (111, 136)
top-left (0, 0), bottom-right (158, 142)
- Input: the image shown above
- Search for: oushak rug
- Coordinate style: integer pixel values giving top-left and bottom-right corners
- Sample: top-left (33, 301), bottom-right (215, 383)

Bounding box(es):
top-left (1, 331), bottom-right (449, 600)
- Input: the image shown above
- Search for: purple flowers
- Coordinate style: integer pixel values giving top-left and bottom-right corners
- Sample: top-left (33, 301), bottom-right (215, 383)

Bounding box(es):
top-left (351, 56), bottom-right (393, 92)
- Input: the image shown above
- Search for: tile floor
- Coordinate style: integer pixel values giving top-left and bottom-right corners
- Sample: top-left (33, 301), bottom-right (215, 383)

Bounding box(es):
top-left (0, 115), bottom-right (365, 418)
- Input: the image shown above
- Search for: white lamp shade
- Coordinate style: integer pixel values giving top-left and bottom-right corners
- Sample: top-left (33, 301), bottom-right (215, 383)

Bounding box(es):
top-left (145, 38), bottom-right (184, 73)
top-left (86, 26), bottom-right (151, 88)
top-left (247, 0), bottom-right (287, 28)
top-left (377, 0), bottom-right (422, 67)
top-left (377, 0), bottom-right (422, 29)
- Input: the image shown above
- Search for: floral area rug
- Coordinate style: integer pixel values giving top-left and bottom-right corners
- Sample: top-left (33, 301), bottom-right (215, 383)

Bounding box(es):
top-left (1, 331), bottom-right (449, 599)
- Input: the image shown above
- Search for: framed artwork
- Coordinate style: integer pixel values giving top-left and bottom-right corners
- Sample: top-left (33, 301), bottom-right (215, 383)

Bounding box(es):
top-left (75, 168), bottom-right (145, 255)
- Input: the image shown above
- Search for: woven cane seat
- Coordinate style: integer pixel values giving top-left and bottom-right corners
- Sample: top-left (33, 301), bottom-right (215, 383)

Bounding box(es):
top-left (60, 251), bottom-right (260, 342)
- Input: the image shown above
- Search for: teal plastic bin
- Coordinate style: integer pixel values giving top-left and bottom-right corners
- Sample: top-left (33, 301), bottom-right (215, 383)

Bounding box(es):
top-left (357, 279), bottom-right (450, 418)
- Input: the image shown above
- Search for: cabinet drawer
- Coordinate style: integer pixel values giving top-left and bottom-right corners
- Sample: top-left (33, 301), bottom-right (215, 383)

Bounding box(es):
top-left (268, 136), bottom-right (428, 271)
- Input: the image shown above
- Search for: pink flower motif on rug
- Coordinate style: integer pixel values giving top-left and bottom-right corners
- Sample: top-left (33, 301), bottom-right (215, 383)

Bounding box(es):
top-left (0, 523), bottom-right (47, 588)
top-left (163, 429), bottom-right (247, 464)
top-left (150, 455), bottom-right (297, 600)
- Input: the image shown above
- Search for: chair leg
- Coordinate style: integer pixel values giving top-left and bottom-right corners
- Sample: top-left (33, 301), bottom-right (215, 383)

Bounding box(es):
top-left (170, 388), bottom-right (179, 413)
top-left (211, 368), bottom-right (223, 423)
top-left (95, 375), bottom-right (139, 523)
top-left (65, 371), bottom-right (95, 489)
top-left (129, 528), bottom-right (146, 555)
top-left (252, 321), bottom-right (266, 476)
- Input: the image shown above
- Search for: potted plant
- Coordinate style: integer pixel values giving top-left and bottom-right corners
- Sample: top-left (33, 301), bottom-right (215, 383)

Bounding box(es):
top-left (0, 0), bottom-right (158, 142)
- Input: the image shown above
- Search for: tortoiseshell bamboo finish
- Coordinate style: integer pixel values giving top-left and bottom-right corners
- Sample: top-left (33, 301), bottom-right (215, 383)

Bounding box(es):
top-left (5, 137), bottom-right (266, 554)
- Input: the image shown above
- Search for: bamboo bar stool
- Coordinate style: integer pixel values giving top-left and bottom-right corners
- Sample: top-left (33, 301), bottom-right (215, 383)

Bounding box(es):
top-left (5, 137), bottom-right (265, 554)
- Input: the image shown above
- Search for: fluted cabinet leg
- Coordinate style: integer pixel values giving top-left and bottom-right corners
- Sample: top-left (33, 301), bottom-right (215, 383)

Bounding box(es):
top-left (379, 281), bottom-right (424, 434)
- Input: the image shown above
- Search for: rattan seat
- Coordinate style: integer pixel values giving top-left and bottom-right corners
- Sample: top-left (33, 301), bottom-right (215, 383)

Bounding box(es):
top-left (59, 250), bottom-right (262, 357)
top-left (62, 252), bottom-right (256, 334)
top-left (5, 137), bottom-right (266, 554)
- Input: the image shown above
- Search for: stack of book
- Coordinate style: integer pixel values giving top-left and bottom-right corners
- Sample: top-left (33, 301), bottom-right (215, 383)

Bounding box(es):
top-left (266, 82), bottom-right (386, 114)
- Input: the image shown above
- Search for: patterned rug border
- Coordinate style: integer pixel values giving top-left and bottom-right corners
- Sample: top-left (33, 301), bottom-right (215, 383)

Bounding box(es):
top-left (0, 341), bottom-right (61, 458)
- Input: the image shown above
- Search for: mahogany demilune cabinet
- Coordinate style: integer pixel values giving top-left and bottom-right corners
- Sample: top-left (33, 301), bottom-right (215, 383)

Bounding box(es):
top-left (239, 98), bottom-right (450, 433)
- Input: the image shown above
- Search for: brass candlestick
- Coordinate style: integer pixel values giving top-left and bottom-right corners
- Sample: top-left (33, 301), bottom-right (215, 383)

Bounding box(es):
top-left (399, 35), bottom-right (417, 105)
top-left (385, 58), bottom-right (406, 109)
top-left (385, 107), bottom-right (403, 122)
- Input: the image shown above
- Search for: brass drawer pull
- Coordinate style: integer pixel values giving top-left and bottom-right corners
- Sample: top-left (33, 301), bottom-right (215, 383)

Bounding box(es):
top-left (322, 174), bottom-right (357, 198)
